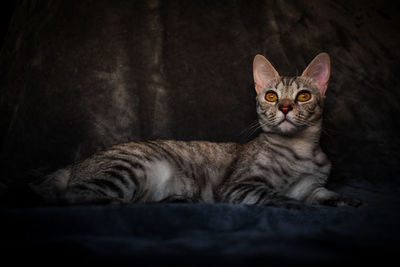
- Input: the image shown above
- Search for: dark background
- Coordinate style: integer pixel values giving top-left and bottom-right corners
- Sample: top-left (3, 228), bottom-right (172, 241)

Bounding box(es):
top-left (0, 1), bottom-right (400, 266)
top-left (1, 0), bottom-right (399, 187)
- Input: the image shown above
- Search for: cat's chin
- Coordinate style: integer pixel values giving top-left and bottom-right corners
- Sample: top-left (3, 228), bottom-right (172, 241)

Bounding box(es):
top-left (260, 120), bottom-right (299, 136)
top-left (275, 120), bottom-right (298, 135)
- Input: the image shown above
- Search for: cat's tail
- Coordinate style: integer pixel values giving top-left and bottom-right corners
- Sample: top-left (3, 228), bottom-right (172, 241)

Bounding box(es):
top-left (29, 167), bottom-right (72, 204)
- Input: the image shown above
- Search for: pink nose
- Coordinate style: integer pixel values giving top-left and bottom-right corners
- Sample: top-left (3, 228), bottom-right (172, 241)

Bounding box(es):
top-left (279, 105), bottom-right (293, 115)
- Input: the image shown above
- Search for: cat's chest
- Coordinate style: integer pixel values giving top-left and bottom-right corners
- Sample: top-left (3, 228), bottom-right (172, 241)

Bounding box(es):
top-left (247, 145), bottom-right (329, 187)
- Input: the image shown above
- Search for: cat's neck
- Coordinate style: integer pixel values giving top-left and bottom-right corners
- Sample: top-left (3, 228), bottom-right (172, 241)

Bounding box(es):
top-left (260, 120), bottom-right (323, 157)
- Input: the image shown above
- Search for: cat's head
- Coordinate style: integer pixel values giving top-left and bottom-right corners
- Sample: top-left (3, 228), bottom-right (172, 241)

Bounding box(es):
top-left (253, 53), bottom-right (330, 136)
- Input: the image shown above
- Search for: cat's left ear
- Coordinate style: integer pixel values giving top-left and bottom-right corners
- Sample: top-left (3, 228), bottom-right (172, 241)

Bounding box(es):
top-left (301, 53), bottom-right (331, 96)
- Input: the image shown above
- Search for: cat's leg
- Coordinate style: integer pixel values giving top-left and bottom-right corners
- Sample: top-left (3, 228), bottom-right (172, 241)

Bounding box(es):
top-left (285, 176), bottom-right (362, 207)
top-left (305, 187), bottom-right (362, 207)
top-left (60, 183), bottom-right (126, 205)
top-left (218, 179), bottom-right (306, 209)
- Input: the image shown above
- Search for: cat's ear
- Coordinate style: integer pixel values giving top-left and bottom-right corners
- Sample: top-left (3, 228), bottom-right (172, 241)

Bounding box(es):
top-left (301, 53), bottom-right (331, 96)
top-left (253, 55), bottom-right (280, 94)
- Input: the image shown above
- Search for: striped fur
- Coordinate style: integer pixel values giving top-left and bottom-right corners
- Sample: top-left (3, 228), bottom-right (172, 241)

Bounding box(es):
top-left (31, 53), bottom-right (361, 207)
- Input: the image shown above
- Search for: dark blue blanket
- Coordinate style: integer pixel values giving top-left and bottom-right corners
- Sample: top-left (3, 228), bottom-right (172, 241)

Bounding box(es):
top-left (2, 180), bottom-right (399, 266)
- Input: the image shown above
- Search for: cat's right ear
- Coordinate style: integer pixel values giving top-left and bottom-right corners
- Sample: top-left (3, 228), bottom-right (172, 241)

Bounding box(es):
top-left (253, 55), bottom-right (280, 94)
top-left (301, 53), bottom-right (331, 96)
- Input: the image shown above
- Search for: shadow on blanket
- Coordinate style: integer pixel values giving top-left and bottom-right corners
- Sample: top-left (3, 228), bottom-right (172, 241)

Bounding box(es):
top-left (1, 179), bottom-right (399, 266)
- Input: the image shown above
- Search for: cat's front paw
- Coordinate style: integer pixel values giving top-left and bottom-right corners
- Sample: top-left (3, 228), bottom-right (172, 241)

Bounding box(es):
top-left (321, 194), bottom-right (362, 207)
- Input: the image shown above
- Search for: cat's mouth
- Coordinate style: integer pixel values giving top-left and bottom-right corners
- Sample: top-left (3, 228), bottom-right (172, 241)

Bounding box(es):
top-left (278, 117), bottom-right (295, 125)
top-left (275, 117), bottom-right (298, 134)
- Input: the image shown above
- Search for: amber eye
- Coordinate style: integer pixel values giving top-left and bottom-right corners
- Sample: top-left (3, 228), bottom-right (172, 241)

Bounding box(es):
top-left (265, 91), bottom-right (278, 102)
top-left (297, 91), bottom-right (311, 102)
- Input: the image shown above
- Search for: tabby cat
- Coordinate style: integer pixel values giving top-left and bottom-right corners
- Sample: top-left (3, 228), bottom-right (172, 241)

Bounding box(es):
top-left (32, 53), bottom-right (360, 207)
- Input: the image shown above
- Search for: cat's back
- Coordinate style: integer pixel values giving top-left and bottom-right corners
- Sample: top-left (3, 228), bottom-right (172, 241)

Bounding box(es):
top-left (97, 139), bottom-right (239, 165)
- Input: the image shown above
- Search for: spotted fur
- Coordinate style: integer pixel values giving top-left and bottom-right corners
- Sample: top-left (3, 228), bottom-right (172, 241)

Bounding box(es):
top-left (31, 53), bottom-right (361, 207)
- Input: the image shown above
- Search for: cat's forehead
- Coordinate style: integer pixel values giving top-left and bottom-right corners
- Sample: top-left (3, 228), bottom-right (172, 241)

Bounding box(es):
top-left (271, 76), bottom-right (314, 91)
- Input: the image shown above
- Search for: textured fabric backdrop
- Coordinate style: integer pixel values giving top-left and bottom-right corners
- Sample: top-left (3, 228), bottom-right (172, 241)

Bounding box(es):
top-left (1, 0), bottom-right (399, 186)
top-left (1, 1), bottom-right (400, 266)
